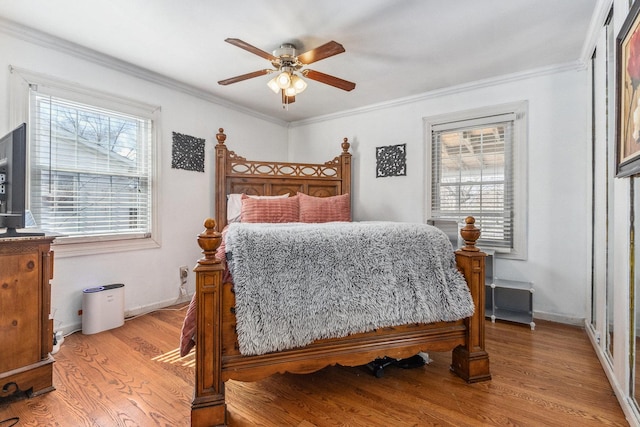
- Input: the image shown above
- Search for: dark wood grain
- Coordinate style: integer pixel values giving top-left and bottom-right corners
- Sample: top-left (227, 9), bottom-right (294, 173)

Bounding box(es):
top-left (0, 237), bottom-right (56, 401)
top-left (0, 306), bottom-right (626, 426)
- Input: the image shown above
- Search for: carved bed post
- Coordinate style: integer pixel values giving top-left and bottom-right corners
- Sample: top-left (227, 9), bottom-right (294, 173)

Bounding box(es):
top-left (340, 138), bottom-right (352, 194)
top-left (192, 219), bottom-right (226, 427)
top-left (215, 129), bottom-right (228, 232)
top-left (339, 138), bottom-right (353, 220)
top-left (451, 216), bottom-right (491, 383)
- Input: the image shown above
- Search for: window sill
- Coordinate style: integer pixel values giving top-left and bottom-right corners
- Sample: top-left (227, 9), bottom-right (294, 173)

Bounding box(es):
top-left (52, 235), bottom-right (160, 258)
top-left (480, 246), bottom-right (526, 261)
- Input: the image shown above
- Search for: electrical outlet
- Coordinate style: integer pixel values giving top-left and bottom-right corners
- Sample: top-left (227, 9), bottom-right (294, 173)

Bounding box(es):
top-left (179, 266), bottom-right (188, 298)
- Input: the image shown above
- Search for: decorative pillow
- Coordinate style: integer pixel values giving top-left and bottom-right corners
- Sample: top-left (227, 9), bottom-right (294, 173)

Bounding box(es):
top-left (241, 194), bottom-right (299, 223)
top-left (298, 192), bottom-right (351, 223)
top-left (216, 225), bottom-right (229, 260)
top-left (179, 295), bottom-right (197, 357)
top-left (227, 193), bottom-right (289, 223)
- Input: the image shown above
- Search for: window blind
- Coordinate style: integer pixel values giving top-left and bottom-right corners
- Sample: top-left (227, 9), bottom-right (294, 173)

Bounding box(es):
top-left (431, 115), bottom-right (514, 249)
top-left (29, 91), bottom-right (153, 239)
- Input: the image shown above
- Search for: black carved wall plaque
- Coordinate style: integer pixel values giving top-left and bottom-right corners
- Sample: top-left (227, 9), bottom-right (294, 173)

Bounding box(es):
top-left (376, 143), bottom-right (406, 178)
top-left (171, 131), bottom-right (205, 172)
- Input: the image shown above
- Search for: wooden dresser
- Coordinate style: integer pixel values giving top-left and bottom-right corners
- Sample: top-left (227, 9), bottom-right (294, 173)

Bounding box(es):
top-left (0, 235), bottom-right (55, 400)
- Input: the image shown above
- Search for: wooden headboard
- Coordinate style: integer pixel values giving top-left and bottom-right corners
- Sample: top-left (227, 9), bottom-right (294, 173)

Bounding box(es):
top-left (214, 128), bottom-right (352, 230)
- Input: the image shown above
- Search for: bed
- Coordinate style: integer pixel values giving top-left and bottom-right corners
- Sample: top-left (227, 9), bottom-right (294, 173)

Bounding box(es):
top-left (186, 128), bottom-right (490, 427)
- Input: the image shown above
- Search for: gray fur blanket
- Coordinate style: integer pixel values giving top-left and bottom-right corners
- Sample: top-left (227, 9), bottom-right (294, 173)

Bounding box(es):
top-left (225, 222), bottom-right (474, 356)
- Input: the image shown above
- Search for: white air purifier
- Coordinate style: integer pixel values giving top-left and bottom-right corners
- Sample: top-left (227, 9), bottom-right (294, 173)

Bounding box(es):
top-left (82, 283), bottom-right (125, 335)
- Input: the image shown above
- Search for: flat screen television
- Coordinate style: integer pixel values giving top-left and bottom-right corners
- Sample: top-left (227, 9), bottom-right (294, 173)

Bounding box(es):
top-left (0, 123), bottom-right (43, 238)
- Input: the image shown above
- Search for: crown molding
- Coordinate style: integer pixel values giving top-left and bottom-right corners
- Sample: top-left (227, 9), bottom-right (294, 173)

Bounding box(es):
top-left (289, 60), bottom-right (584, 128)
top-left (0, 16), bottom-right (592, 130)
top-left (579, 0), bottom-right (613, 64)
top-left (0, 17), bottom-right (287, 127)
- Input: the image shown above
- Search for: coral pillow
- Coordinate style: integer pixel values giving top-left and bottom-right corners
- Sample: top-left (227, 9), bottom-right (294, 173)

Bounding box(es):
top-left (227, 193), bottom-right (289, 223)
top-left (241, 194), bottom-right (299, 223)
top-left (298, 193), bottom-right (351, 223)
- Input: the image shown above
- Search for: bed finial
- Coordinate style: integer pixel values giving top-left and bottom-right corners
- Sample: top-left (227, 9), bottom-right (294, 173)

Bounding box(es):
top-left (342, 137), bottom-right (350, 153)
top-left (460, 216), bottom-right (481, 252)
top-left (216, 128), bottom-right (227, 145)
top-left (197, 218), bottom-right (222, 265)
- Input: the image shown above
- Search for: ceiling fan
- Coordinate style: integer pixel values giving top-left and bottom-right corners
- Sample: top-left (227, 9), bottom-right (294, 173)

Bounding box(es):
top-left (218, 38), bottom-right (356, 107)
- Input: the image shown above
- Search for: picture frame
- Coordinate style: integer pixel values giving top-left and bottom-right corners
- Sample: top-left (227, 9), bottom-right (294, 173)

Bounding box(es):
top-left (617, 1), bottom-right (640, 177)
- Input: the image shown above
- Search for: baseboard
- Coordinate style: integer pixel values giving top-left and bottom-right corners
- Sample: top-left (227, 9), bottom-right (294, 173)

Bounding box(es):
top-left (125, 294), bottom-right (192, 318)
top-left (533, 310), bottom-right (584, 326)
top-left (59, 294), bottom-right (192, 337)
top-left (585, 321), bottom-right (638, 426)
top-left (60, 322), bottom-right (82, 336)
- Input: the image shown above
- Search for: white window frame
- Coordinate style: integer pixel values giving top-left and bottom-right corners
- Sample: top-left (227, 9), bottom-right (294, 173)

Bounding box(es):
top-left (9, 66), bottom-right (161, 257)
top-left (424, 101), bottom-right (528, 259)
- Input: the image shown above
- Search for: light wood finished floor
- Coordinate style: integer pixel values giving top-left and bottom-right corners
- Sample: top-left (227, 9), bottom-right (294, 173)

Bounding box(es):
top-left (0, 305), bottom-right (628, 426)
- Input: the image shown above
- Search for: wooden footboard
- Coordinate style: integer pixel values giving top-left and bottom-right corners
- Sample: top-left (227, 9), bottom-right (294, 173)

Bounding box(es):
top-left (191, 217), bottom-right (490, 427)
top-left (191, 130), bottom-right (489, 426)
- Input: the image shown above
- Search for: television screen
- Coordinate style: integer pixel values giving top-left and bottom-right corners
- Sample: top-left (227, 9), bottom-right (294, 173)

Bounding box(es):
top-left (0, 123), bottom-right (43, 238)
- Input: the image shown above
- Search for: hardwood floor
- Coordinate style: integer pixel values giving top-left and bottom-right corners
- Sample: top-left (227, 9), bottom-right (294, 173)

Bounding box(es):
top-left (0, 305), bottom-right (628, 426)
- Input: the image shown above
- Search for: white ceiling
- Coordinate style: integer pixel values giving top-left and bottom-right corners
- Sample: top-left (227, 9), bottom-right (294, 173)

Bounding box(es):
top-left (0, 0), bottom-right (599, 123)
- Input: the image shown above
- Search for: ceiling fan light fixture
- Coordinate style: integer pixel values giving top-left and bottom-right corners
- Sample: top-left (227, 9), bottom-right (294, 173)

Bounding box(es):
top-left (284, 85), bottom-right (297, 97)
top-left (291, 74), bottom-right (307, 94)
top-left (267, 77), bottom-right (280, 94)
top-left (221, 38), bottom-right (355, 109)
top-left (276, 71), bottom-right (291, 89)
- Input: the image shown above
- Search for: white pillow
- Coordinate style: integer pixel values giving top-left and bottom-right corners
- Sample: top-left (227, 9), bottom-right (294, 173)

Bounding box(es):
top-left (226, 193), bottom-right (289, 223)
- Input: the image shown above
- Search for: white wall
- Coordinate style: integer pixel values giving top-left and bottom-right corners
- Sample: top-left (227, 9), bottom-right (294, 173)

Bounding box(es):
top-left (0, 15), bottom-right (595, 332)
top-left (0, 32), bottom-right (288, 333)
top-left (288, 68), bottom-right (591, 324)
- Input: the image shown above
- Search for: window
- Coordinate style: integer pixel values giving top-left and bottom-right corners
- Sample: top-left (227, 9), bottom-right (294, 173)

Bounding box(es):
top-left (10, 67), bottom-right (160, 254)
top-left (425, 102), bottom-right (527, 259)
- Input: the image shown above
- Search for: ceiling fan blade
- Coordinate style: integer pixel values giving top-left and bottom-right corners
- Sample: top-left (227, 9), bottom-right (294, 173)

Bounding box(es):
top-left (301, 69), bottom-right (356, 91)
top-left (297, 41), bottom-right (345, 65)
top-left (224, 38), bottom-right (278, 61)
top-left (218, 69), bottom-right (273, 85)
